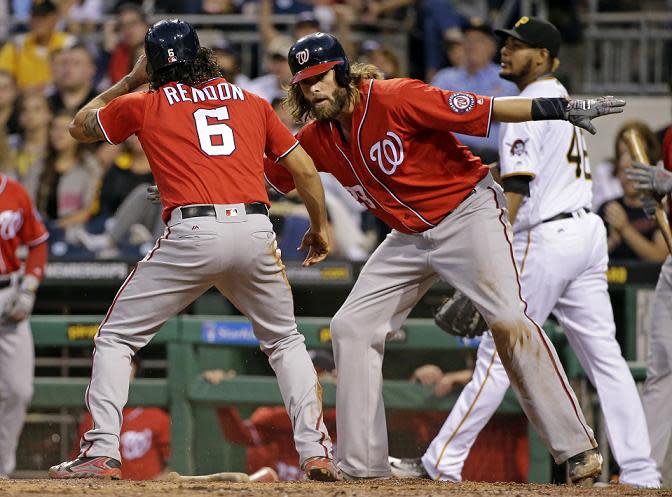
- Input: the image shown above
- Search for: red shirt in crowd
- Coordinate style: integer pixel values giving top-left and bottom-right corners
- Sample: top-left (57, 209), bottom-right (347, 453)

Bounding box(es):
top-left (662, 127), bottom-right (672, 218)
top-left (264, 78), bottom-right (492, 234)
top-left (0, 175), bottom-right (48, 278)
top-left (97, 77), bottom-right (298, 222)
top-left (75, 407), bottom-right (171, 480)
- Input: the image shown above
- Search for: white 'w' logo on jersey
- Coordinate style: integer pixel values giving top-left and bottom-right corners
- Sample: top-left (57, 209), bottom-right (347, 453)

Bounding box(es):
top-left (0, 210), bottom-right (23, 240)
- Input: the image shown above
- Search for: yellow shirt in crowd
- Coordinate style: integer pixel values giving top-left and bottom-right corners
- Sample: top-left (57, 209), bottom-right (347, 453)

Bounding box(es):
top-left (0, 32), bottom-right (74, 90)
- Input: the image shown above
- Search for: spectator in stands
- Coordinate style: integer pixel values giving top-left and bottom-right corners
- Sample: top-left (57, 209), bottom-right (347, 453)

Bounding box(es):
top-left (60, 0), bottom-right (105, 35)
top-left (598, 121), bottom-right (668, 263)
top-left (0, 0), bottom-right (75, 91)
top-left (23, 111), bottom-right (100, 239)
top-left (0, 71), bottom-right (19, 175)
top-left (93, 135), bottom-right (153, 220)
top-left (246, 36), bottom-right (294, 102)
top-left (104, 3), bottom-right (148, 85)
top-left (431, 18), bottom-right (517, 163)
top-left (210, 38), bottom-right (251, 87)
top-left (73, 356), bottom-right (171, 480)
top-left (75, 137), bottom-right (162, 258)
top-left (75, 182), bottom-right (163, 258)
top-left (13, 93), bottom-right (52, 179)
top-left (47, 43), bottom-right (98, 114)
top-left (358, 40), bottom-right (402, 79)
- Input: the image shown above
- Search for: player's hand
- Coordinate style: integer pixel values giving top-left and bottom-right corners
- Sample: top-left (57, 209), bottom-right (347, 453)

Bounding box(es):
top-left (127, 54), bottom-right (149, 90)
top-left (566, 96), bottom-right (625, 135)
top-left (147, 184), bottom-right (161, 204)
top-left (299, 228), bottom-right (329, 266)
top-left (604, 201), bottom-right (629, 231)
top-left (411, 364), bottom-right (443, 386)
top-left (626, 162), bottom-right (672, 195)
top-left (433, 370), bottom-right (472, 397)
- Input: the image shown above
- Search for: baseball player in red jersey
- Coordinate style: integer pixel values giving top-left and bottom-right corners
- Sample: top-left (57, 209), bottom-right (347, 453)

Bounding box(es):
top-left (0, 175), bottom-right (48, 478)
top-left (49, 19), bottom-right (339, 481)
top-left (264, 32), bottom-right (624, 481)
top-left (626, 131), bottom-right (672, 477)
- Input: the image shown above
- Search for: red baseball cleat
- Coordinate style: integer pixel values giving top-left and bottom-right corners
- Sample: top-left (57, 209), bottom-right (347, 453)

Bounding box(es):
top-left (49, 456), bottom-right (122, 479)
top-left (302, 456), bottom-right (342, 481)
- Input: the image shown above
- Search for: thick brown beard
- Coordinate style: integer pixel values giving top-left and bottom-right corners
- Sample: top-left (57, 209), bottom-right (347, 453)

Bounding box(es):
top-left (312, 86), bottom-right (348, 121)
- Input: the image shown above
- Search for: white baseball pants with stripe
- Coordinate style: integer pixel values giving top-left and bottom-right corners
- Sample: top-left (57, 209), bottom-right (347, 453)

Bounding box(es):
top-left (422, 212), bottom-right (660, 487)
top-left (331, 174), bottom-right (597, 478)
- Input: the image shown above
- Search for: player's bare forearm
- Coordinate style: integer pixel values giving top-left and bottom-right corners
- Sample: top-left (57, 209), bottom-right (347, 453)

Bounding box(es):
top-left (620, 225), bottom-right (668, 262)
top-left (280, 146), bottom-right (328, 232)
top-left (492, 97), bottom-right (533, 122)
top-left (504, 191), bottom-right (524, 225)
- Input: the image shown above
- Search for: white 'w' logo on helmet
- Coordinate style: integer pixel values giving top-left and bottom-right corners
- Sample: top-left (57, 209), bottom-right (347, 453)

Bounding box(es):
top-left (296, 48), bottom-right (310, 65)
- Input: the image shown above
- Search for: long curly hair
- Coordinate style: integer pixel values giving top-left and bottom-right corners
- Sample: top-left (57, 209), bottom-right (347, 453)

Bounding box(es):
top-left (284, 62), bottom-right (383, 123)
top-left (149, 47), bottom-right (224, 90)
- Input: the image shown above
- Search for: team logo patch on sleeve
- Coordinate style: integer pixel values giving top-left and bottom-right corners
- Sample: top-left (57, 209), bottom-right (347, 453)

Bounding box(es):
top-left (448, 93), bottom-right (476, 114)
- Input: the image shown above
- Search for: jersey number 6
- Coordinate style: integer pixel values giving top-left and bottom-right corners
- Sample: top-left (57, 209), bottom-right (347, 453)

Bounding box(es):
top-left (193, 106), bottom-right (236, 156)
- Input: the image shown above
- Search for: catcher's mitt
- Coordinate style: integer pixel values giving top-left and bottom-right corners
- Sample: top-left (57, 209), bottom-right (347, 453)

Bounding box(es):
top-left (434, 289), bottom-right (488, 338)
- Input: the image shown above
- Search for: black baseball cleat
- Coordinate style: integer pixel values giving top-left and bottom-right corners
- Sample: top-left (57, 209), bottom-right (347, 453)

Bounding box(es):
top-left (565, 448), bottom-right (603, 486)
top-left (389, 457), bottom-right (430, 479)
top-left (49, 456), bottom-right (122, 479)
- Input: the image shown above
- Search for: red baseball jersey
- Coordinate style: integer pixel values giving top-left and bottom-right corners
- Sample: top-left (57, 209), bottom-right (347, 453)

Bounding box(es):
top-left (0, 175), bottom-right (48, 276)
top-left (76, 407), bottom-right (171, 480)
top-left (264, 78), bottom-right (492, 233)
top-left (97, 78), bottom-right (299, 222)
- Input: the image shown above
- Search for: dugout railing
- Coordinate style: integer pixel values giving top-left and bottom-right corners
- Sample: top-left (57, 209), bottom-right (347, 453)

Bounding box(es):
top-left (30, 314), bottom-right (552, 482)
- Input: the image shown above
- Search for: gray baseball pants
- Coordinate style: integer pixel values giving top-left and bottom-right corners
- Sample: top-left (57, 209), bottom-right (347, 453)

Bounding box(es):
top-left (80, 206), bottom-right (332, 465)
top-left (643, 256), bottom-right (672, 471)
top-left (330, 173), bottom-right (597, 477)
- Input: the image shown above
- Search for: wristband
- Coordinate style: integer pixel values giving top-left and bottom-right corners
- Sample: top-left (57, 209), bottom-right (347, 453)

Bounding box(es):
top-left (531, 97), bottom-right (568, 121)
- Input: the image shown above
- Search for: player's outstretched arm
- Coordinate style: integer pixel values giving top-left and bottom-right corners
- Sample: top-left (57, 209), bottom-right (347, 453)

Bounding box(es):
top-left (492, 96), bottom-right (625, 135)
top-left (279, 145), bottom-right (330, 266)
top-left (69, 55), bottom-right (149, 143)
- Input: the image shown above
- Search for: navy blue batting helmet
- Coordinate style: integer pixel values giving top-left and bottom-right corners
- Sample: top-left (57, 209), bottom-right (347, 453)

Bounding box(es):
top-left (288, 32), bottom-right (350, 86)
top-left (145, 19), bottom-right (200, 73)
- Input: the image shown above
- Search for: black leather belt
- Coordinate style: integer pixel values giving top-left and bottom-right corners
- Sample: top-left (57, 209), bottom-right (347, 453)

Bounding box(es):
top-left (180, 203), bottom-right (269, 219)
top-left (542, 207), bottom-right (589, 224)
top-left (0, 279), bottom-right (11, 289)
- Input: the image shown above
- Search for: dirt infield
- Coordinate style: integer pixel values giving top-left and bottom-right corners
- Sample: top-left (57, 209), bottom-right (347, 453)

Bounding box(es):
top-left (1, 479), bottom-right (671, 497)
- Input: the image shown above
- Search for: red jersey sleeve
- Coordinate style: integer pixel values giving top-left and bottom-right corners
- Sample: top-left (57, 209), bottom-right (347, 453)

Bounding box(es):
top-left (18, 186), bottom-right (48, 248)
top-left (97, 91), bottom-right (147, 145)
top-left (394, 79), bottom-right (493, 137)
top-left (262, 98), bottom-right (299, 161)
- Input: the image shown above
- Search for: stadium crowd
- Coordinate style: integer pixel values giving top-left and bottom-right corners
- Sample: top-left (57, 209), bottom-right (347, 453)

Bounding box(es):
top-left (0, 0), bottom-right (660, 264)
